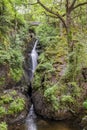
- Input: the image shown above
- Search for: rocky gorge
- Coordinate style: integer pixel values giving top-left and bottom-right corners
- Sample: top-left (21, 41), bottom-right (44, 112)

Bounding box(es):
top-left (0, 34), bottom-right (87, 130)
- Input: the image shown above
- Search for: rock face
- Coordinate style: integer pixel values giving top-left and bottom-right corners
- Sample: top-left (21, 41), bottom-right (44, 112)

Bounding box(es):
top-left (0, 38), bottom-right (36, 124)
top-left (32, 91), bottom-right (73, 120)
top-left (23, 38), bottom-right (37, 85)
top-left (0, 89), bottom-right (31, 124)
top-left (31, 38), bottom-right (87, 130)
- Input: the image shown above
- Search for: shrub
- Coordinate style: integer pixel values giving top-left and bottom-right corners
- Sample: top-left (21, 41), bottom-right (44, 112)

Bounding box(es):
top-left (61, 95), bottom-right (74, 104)
top-left (0, 107), bottom-right (6, 117)
top-left (0, 122), bottom-right (7, 130)
top-left (9, 90), bottom-right (17, 96)
top-left (10, 67), bottom-right (23, 82)
top-left (44, 85), bottom-right (59, 110)
top-left (8, 98), bottom-right (25, 114)
top-left (83, 100), bottom-right (87, 109)
top-left (1, 94), bottom-right (13, 103)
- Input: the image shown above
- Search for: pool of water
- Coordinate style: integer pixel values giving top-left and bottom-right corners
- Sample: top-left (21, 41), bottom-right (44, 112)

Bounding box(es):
top-left (9, 105), bottom-right (81, 130)
top-left (9, 117), bottom-right (81, 130)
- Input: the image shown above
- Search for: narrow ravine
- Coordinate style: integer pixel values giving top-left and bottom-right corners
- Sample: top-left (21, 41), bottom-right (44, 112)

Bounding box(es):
top-left (31, 39), bottom-right (38, 75)
top-left (26, 39), bottom-right (38, 130)
top-left (26, 105), bottom-right (37, 130)
top-left (9, 39), bottom-right (81, 130)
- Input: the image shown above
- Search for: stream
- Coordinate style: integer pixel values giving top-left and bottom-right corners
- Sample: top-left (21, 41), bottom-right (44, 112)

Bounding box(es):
top-left (9, 120), bottom-right (81, 130)
top-left (9, 39), bottom-right (81, 130)
top-left (9, 107), bottom-right (81, 130)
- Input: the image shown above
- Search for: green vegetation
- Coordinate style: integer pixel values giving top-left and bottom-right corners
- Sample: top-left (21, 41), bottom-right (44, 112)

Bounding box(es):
top-left (44, 85), bottom-right (59, 110)
top-left (8, 98), bottom-right (25, 114)
top-left (83, 100), bottom-right (87, 109)
top-left (0, 0), bottom-right (30, 85)
top-left (0, 122), bottom-right (7, 130)
top-left (0, 107), bottom-right (6, 117)
top-left (0, 77), bottom-right (5, 86)
top-left (1, 94), bottom-right (13, 103)
top-left (0, 0), bottom-right (87, 129)
top-left (0, 90), bottom-right (25, 118)
top-left (61, 95), bottom-right (74, 104)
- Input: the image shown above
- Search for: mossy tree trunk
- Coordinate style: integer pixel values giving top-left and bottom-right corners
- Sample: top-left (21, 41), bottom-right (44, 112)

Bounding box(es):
top-left (65, 0), bottom-right (75, 81)
top-left (37, 0), bottom-right (87, 81)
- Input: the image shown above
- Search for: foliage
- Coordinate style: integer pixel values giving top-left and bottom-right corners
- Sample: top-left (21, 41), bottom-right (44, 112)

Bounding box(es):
top-left (9, 90), bottom-right (17, 96)
top-left (37, 62), bottom-right (55, 72)
top-left (83, 100), bottom-right (87, 109)
top-left (0, 0), bottom-right (29, 84)
top-left (36, 23), bottom-right (58, 47)
top-left (0, 107), bottom-right (6, 117)
top-left (67, 82), bottom-right (81, 97)
top-left (64, 33), bottom-right (87, 81)
top-left (10, 67), bottom-right (23, 82)
top-left (8, 98), bottom-right (25, 114)
top-left (0, 77), bottom-right (5, 86)
top-left (1, 94), bottom-right (13, 103)
top-left (61, 95), bottom-right (74, 104)
top-left (0, 122), bottom-right (7, 130)
top-left (44, 85), bottom-right (59, 110)
top-left (0, 47), bottom-right (24, 82)
top-left (0, 0), bottom-right (87, 125)
top-left (33, 73), bottom-right (42, 90)
top-left (0, 90), bottom-right (25, 117)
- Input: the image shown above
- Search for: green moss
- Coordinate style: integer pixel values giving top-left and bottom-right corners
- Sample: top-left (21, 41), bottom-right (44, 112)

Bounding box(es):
top-left (0, 122), bottom-right (7, 130)
top-left (1, 94), bottom-right (13, 103)
top-left (61, 95), bottom-right (74, 104)
top-left (0, 107), bottom-right (6, 117)
top-left (10, 68), bottom-right (23, 82)
top-left (0, 77), bottom-right (5, 86)
top-left (0, 100), bottom-right (4, 105)
top-left (83, 100), bottom-right (87, 109)
top-left (44, 84), bottom-right (59, 110)
top-left (9, 90), bottom-right (17, 96)
top-left (8, 98), bottom-right (25, 114)
top-left (0, 90), bottom-right (25, 117)
top-left (68, 82), bottom-right (81, 97)
top-left (33, 74), bottom-right (41, 90)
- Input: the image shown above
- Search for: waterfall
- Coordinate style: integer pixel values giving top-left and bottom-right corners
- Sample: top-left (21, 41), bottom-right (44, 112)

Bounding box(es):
top-left (31, 40), bottom-right (38, 74)
top-left (26, 39), bottom-right (38, 130)
top-left (26, 105), bottom-right (37, 130)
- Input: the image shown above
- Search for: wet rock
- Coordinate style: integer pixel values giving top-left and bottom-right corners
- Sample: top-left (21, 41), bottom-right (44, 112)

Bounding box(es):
top-left (0, 64), bottom-right (10, 90)
top-left (32, 91), bottom-right (73, 120)
top-left (37, 119), bottom-right (49, 126)
top-left (0, 89), bottom-right (31, 124)
top-left (80, 116), bottom-right (87, 130)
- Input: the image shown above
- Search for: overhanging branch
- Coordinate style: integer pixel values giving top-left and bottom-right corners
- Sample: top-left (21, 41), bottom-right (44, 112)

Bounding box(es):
top-left (44, 12), bottom-right (58, 19)
top-left (69, 0), bottom-right (77, 12)
top-left (28, 2), bottom-right (38, 5)
top-left (37, 0), bottom-right (67, 29)
top-left (73, 2), bottom-right (87, 10)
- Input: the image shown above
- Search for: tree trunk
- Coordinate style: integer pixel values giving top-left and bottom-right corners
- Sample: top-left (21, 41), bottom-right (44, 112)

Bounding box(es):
top-left (66, 9), bottom-right (76, 81)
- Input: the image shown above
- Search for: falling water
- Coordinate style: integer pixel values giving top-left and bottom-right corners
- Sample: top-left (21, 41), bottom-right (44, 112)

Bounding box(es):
top-left (26, 105), bottom-right (37, 130)
top-left (31, 39), bottom-right (38, 74)
top-left (8, 39), bottom-right (81, 130)
top-left (26, 39), bottom-right (38, 130)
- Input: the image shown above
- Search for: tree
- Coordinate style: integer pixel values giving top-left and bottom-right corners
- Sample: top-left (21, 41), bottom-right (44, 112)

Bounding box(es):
top-left (36, 0), bottom-right (87, 49)
top-left (35, 0), bottom-right (87, 81)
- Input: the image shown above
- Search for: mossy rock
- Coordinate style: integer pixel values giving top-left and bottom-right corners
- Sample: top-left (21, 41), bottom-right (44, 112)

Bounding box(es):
top-left (0, 89), bottom-right (30, 123)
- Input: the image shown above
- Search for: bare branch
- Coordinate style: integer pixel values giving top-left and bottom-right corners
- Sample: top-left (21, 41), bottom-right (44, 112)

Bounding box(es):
top-left (73, 2), bottom-right (87, 10)
top-left (44, 12), bottom-right (58, 19)
top-left (29, 2), bottom-right (38, 5)
top-left (37, 0), bottom-right (67, 29)
top-left (66, 0), bottom-right (69, 12)
top-left (69, 0), bottom-right (77, 11)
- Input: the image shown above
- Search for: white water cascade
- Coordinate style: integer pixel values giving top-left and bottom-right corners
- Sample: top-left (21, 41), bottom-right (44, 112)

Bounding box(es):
top-left (26, 105), bottom-right (37, 130)
top-left (26, 39), bottom-right (38, 130)
top-left (31, 39), bottom-right (38, 74)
